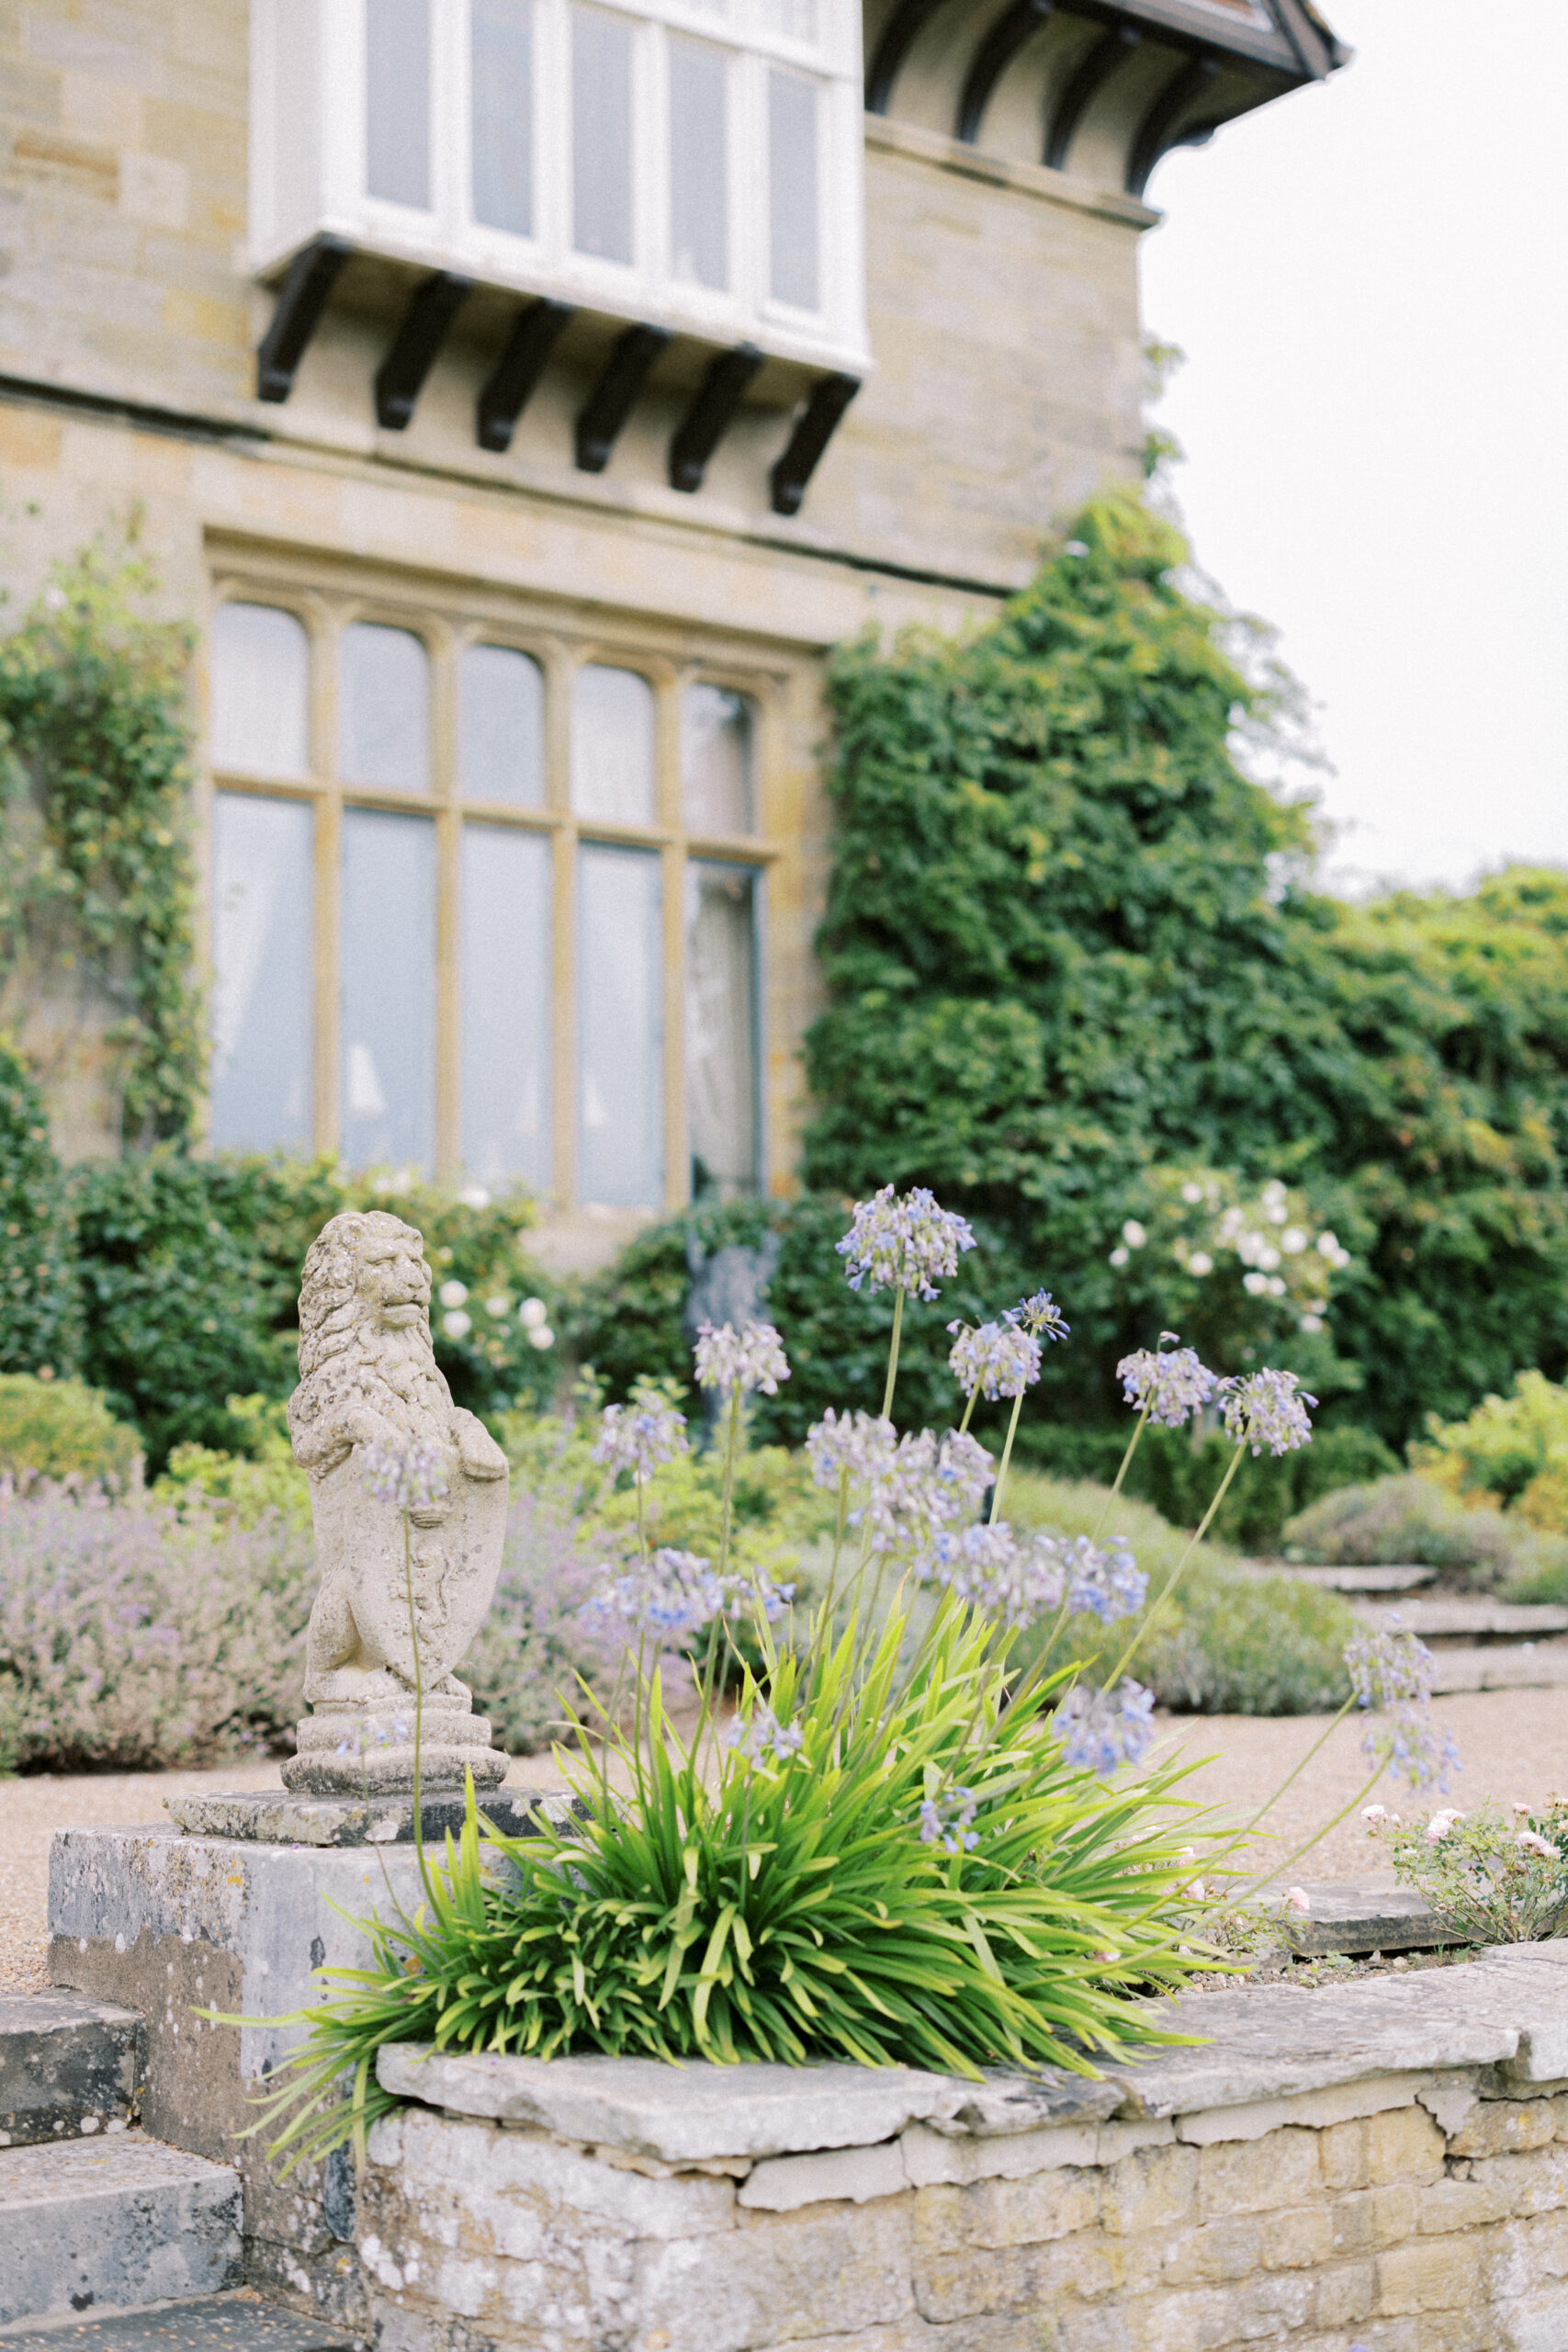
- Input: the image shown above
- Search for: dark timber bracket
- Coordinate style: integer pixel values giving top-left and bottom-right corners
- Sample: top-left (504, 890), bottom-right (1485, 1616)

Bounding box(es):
top-left (865, 0), bottom-right (957, 114)
top-left (374, 271), bottom-right (474, 430)
top-left (1127, 51), bottom-right (1219, 196)
top-left (669, 343), bottom-right (764, 492)
top-left (477, 298), bottom-right (574, 452)
top-left (956, 0), bottom-right (1054, 145)
top-left (575, 323), bottom-right (671, 472)
top-left (769, 372), bottom-right (860, 517)
top-left (1044, 22), bottom-right (1139, 172)
top-left (255, 234), bottom-right (352, 403)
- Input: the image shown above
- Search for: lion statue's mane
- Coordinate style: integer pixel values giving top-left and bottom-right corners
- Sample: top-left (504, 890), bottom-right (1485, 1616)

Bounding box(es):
top-left (288, 1209), bottom-right (457, 1470)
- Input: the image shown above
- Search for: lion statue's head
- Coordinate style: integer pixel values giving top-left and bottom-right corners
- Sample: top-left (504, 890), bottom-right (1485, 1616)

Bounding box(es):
top-left (288, 1210), bottom-right (458, 1466)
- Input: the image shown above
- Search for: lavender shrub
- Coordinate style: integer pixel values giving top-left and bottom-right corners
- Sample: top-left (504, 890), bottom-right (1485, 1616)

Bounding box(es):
top-left (463, 1488), bottom-right (630, 1754)
top-left (0, 1481), bottom-right (312, 1770)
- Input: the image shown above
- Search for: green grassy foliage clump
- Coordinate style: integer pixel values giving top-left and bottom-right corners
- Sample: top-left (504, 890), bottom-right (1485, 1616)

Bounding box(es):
top-left (255, 1602), bottom-right (1214, 2169)
top-left (0, 1373), bottom-right (141, 1492)
top-left (1412, 1370), bottom-right (1568, 1534)
top-left (1283, 1473), bottom-right (1568, 1594)
top-left (1005, 1474), bottom-right (1356, 1715)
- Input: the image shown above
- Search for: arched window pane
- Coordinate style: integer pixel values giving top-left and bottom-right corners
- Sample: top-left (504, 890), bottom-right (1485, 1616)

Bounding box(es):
top-left (579, 845), bottom-right (662, 1206)
top-left (682, 684), bottom-right (754, 833)
top-left (341, 623), bottom-right (430, 793)
top-left (209, 794), bottom-right (314, 1151)
top-left (768, 70), bottom-right (818, 310)
top-left (670, 38), bottom-right (728, 290)
top-left (367, 0), bottom-right (432, 209)
top-left (462, 825), bottom-right (552, 1187)
top-left (210, 604), bottom-right (309, 778)
top-left (686, 862), bottom-right (757, 1199)
top-left (571, 6), bottom-right (634, 264)
top-left (571, 664), bottom-right (656, 824)
top-left (473, 0), bottom-right (534, 235)
top-left (341, 810), bottom-right (436, 1171)
top-left (460, 644), bottom-right (545, 804)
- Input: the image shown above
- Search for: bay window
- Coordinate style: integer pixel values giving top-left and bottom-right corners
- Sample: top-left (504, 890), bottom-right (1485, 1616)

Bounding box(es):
top-left (249, 0), bottom-right (868, 376)
top-left (206, 577), bottom-right (772, 1208)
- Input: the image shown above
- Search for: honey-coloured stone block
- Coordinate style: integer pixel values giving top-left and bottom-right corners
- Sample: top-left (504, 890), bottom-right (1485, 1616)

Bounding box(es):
top-left (1197, 2127), bottom-right (1319, 2220)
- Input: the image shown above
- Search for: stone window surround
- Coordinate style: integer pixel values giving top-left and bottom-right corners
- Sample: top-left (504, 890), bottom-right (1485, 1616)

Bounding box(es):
top-left (201, 548), bottom-right (785, 1208)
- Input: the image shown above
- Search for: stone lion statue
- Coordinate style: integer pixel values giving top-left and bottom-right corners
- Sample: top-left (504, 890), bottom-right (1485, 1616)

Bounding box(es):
top-left (282, 1209), bottom-right (510, 1794)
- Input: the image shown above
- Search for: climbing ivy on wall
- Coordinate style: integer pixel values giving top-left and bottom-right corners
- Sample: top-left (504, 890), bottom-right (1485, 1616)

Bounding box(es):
top-left (802, 492), bottom-right (1568, 1449)
top-left (0, 527), bottom-right (203, 1144)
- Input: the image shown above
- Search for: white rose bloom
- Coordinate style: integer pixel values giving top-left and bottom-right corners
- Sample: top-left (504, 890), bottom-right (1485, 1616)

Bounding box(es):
top-left (438, 1280), bottom-right (468, 1308)
top-left (442, 1309), bottom-right (472, 1340)
top-left (520, 1296), bottom-right (548, 1329)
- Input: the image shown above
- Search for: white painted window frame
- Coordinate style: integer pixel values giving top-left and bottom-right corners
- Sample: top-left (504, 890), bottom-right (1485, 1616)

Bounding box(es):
top-left (250, 0), bottom-right (869, 374)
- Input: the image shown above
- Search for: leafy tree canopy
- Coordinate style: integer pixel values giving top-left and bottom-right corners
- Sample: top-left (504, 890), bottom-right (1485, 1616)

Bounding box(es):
top-left (802, 493), bottom-right (1568, 1446)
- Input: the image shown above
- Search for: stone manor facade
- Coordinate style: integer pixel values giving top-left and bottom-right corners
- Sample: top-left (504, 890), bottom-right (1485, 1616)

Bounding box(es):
top-left (0, 0), bottom-right (1344, 1262)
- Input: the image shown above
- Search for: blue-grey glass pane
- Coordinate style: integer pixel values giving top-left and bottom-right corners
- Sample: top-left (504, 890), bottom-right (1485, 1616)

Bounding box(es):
top-left (341, 623), bottom-right (430, 793)
top-left (682, 684), bottom-right (754, 833)
top-left (210, 604), bottom-right (310, 779)
top-left (460, 644), bottom-right (545, 805)
top-left (473, 0), bottom-right (534, 234)
top-left (570, 664), bottom-right (656, 824)
top-left (367, 0), bottom-right (432, 209)
top-left (462, 825), bottom-right (552, 1187)
top-left (669, 38), bottom-right (728, 290)
top-left (579, 845), bottom-right (662, 1206)
top-left (571, 5), bottom-right (634, 264)
top-left (686, 862), bottom-right (757, 1199)
top-left (341, 810), bottom-right (436, 1171)
top-left (768, 70), bottom-right (818, 310)
top-left (209, 794), bottom-right (314, 1152)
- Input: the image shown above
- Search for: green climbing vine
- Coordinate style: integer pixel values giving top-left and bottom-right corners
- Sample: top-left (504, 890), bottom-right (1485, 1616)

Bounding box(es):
top-left (0, 523), bottom-right (203, 1143)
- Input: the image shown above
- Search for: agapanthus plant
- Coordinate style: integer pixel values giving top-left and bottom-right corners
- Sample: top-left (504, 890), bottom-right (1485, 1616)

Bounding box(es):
top-left (236, 1203), bottom-right (1434, 2175)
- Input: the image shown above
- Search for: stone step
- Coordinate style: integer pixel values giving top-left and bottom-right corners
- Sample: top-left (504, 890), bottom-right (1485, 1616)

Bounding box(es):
top-left (1286, 1878), bottom-right (1450, 1957)
top-left (0, 1996), bottom-right (143, 2151)
top-left (1422, 1644), bottom-right (1568, 1692)
top-left (1346, 1596), bottom-right (1568, 1645)
top-left (0, 2291), bottom-right (356, 2348)
top-left (0, 2132), bottom-right (242, 2329)
top-left (1269, 1563), bottom-right (1437, 1593)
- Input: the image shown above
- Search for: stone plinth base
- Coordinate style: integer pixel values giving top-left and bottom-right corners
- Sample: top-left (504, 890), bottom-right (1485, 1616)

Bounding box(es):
top-left (164, 1787), bottom-right (558, 1849)
top-left (282, 1703), bottom-right (507, 1796)
top-left (357, 1944), bottom-right (1568, 2350)
top-left (45, 1823), bottom-right (520, 2335)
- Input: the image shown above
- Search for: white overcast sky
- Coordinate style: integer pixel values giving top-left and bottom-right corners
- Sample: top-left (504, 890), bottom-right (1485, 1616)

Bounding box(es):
top-left (1137, 0), bottom-right (1568, 896)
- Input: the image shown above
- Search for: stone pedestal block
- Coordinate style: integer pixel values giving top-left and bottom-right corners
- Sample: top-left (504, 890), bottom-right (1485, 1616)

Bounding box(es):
top-left (44, 1815), bottom-right (534, 2334)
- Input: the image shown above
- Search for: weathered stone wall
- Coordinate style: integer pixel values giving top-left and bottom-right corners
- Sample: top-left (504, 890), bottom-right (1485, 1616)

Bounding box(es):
top-left (355, 1946), bottom-right (1568, 2350)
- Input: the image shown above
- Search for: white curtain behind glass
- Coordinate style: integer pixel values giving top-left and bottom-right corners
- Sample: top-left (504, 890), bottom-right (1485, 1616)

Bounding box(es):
top-left (571, 5), bottom-right (634, 264)
top-left (210, 604), bottom-right (309, 778)
top-left (571, 664), bottom-right (656, 823)
top-left (367, 0), bottom-right (432, 208)
top-left (209, 794), bottom-right (314, 1152)
top-left (461, 824), bottom-right (552, 1188)
top-left (685, 862), bottom-right (757, 1198)
top-left (472, 0), bottom-right (534, 236)
top-left (341, 810), bottom-right (437, 1171)
top-left (460, 644), bottom-right (545, 804)
top-left (341, 623), bottom-right (431, 793)
top-left (579, 845), bottom-right (663, 1205)
top-left (682, 684), bottom-right (754, 834)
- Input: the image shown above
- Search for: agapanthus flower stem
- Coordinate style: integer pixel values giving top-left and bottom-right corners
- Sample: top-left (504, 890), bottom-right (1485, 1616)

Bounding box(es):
top-left (881, 1287), bottom-right (905, 1423)
top-left (1198, 1689), bottom-right (1359, 1888)
top-left (1104, 1442), bottom-right (1245, 1688)
top-left (988, 1390), bottom-right (1025, 1526)
top-left (958, 1387), bottom-right (977, 1436)
top-left (1093, 1400), bottom-right (1151, 1544)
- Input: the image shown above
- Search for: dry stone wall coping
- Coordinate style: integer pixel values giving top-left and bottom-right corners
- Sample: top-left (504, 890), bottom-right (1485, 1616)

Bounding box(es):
top-left (377, 1940), bottom-right (1568, 2171)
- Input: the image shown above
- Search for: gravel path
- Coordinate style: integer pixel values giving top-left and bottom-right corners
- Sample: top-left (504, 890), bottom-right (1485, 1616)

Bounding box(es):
top-left (3, 1686), bottom-right (1564, 1995)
